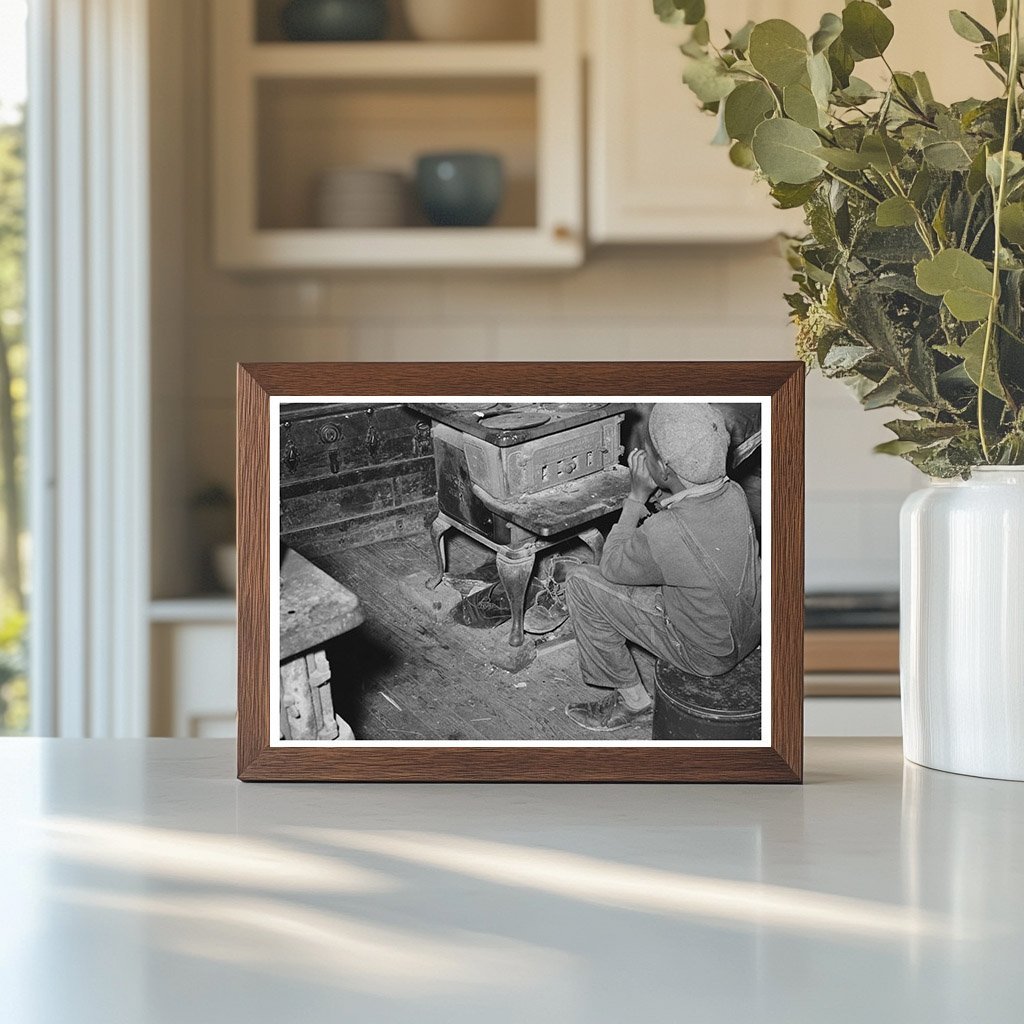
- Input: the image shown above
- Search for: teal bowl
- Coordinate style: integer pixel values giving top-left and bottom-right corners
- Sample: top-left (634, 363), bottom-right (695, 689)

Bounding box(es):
top-left (281, 0), bottom-right (388, 42)
top-left (415, 153), bottom-right (505, 228)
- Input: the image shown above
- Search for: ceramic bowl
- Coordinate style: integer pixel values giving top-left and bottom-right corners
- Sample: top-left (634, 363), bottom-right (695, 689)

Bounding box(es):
top-left (281, 0), bottom-right (388, 42)
top-left (415, 152), bottom-right (504, 228)
top-left (316, 168), bottom-right (407, 228)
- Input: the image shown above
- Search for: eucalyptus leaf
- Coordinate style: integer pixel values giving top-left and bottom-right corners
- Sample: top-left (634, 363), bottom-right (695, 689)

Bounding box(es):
top-left (892, 72), bottom-right (923, 110)
top-left (923, 140), bottom-right (973, 171)
top-left (876, 197), bottom-right (919, 228)
top-left (874, 439), bottom-right (922, 455)
top-left (784, 80), bottom-right (825, 129)
top-left (986, 150), bottom-right (1024, 190)
top-left (884, 418), bottom-right (963, 443)
top-left (814, 146), bottom-right (872, 170)
top-left (808, 52), bottom-right (833, 109)
top-left (842, 1), bottom-right (895, 59)
top-left (685, 1), bottom-right (706, 27)
top-left (941, 325), bottom-right (1006, 398)
top-left (827, 35), bottom-right (856, 89)
top-left (748, 20), bottom-right (809, 86)
top-left (837, 76), bottom-right (879, 104)
top-left (913, 71), bottom-right (935, 104)
top-left (653, 0), bottom-right (682, 24)
top-left (967, 144), bottom-right (992, 193)
top-left (810, 12), bottom-right (843, 54)
top-left (729, 140), bottom-right (758, 169)
top-left (725, 58), bottom-right (756, 75)
top-left (653, 0), bottom-right (705, 26)
top-left (948, 10), bottom-right (994, 44)
top-left (862, 374), bottom-right (903, 409)
top-left (909, 165), bottom-right (933, 205)
top-left (915, 249), bottom-right (994, 322)
top-left (724, 20), bottom-right (755, 53)
top-left (861, 133), bottom-right (904, 173)
top-left (771, 180), bottom-right (820, 209)
top-left (752, 118), bottom-right (828, 184)
top-left (683, 57), bottom-right (736, 104)
top-left (1000, 203), bottom-right (1024, 244)
top-left (724, 81), bottom-right (775, 144)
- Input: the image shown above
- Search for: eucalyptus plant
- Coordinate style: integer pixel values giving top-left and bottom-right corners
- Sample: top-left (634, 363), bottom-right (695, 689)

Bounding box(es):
top-left (657, 0), bottom-right (1024, 475)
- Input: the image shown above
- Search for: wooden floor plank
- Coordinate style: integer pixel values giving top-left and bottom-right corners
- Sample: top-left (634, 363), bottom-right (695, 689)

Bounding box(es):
top-left (308, 529), bottom-right (653, 742)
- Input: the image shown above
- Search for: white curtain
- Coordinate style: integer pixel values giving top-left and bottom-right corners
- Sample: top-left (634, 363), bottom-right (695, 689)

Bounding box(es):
top-left (28, 0), bottom-right (150, 736)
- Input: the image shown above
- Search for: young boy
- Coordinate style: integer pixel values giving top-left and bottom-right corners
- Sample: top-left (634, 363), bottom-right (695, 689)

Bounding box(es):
top-left (564, 403), bottom-right (761, 732)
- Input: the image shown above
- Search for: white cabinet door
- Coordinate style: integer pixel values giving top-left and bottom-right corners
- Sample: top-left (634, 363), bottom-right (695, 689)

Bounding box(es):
top-left (588, 0), bottom-right (812, 243)
top-left (151, 620), bottom-right (237, 738)
top-left (587, 0), bottom-right (996, 244)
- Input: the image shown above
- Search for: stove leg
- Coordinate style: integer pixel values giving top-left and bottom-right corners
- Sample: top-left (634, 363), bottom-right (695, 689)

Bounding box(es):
top-left (426, 514), bottom-right (451, 589)
top-left (496, 545), bottom-right (536, 648)
top-left (578, 527), bottom-right (605, 565)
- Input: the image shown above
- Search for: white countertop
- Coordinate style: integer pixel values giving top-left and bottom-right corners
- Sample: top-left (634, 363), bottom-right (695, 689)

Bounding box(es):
top-left (1, 738), bottom-right (1020, 1023)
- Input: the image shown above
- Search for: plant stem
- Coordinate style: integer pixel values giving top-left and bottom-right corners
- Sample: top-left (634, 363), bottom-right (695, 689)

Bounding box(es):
top-left (884, 171), bottom-right (939, 254)
top-left (962, 191), bottom-right (980, 248)
top-left (978, 0), bottom-right (1021, 462)
top-left (746, 69), bottom-right (783, 117)
top-left (968, 213), bottom-right (994, 253)
top-left (822, 167), bottom-right (880, 205)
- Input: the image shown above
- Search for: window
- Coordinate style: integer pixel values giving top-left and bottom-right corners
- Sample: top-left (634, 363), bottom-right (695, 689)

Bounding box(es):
top-left (0, 0), bottom-right (28, 734)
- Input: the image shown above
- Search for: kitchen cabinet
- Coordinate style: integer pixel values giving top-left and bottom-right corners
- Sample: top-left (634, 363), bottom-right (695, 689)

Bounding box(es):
top-left (586, 0), bottom-right (998, 244)
top-left (211, 0), bottom-right (583, 269)
top-left (587, 0), bottom-right (812, 243)
top-left (150, 600), bottom-right (237, 738)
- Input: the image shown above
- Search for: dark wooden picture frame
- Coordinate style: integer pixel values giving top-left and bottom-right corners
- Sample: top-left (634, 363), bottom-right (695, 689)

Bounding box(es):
top-left (238, 362), bottom-right (804, 782)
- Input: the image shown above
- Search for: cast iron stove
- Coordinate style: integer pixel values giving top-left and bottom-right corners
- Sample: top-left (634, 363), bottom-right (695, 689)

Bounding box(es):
top-left (409, 402), bottom-right (634, 650)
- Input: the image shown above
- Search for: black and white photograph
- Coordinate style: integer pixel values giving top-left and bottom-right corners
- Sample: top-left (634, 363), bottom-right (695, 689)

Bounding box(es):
top-left (271, 397), bottom-right (769, 746)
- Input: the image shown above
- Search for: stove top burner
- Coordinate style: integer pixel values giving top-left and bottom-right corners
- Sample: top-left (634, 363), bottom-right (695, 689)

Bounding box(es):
top-left (408, 401), bottom-right (635, 447)
top-left (436, 403), bottom-right (500, 413)
top-left (537, 403), bottom-right (607, 412)
top-left (479, 411), bottom-right (552, 430)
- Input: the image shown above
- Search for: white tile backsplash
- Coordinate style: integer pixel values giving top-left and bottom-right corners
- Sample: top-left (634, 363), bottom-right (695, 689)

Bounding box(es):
top-left (181, 249), bottom-right (918, 592)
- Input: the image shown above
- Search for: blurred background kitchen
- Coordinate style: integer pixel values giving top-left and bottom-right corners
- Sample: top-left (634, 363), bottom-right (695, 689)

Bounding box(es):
top-left (0, 0), bottom-right (998, 740)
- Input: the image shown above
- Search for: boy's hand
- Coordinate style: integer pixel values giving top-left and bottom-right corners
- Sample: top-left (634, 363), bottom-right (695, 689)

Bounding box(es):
top-left (627, 448), bottom-right (657, 503)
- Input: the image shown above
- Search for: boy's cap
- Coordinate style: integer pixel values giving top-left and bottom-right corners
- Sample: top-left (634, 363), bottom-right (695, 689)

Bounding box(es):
top-left (648, 403), bottom-right (729, 485)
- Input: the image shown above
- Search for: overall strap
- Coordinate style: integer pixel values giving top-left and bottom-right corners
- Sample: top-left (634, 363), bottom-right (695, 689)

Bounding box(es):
top-left (672, 504), bottom-right (760, 651)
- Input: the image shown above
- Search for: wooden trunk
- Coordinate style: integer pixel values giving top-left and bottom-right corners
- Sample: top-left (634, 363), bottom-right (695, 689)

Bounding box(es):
top-left (280, 403), bottom-right (438, 556)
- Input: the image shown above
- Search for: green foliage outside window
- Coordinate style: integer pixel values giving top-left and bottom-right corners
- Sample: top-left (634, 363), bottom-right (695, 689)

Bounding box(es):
top-left (0, 110), bottom-right (27, 734)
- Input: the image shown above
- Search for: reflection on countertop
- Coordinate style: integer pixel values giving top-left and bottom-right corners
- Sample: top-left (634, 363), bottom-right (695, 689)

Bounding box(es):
top-left (1, 738), bottom-right (1022, 1023)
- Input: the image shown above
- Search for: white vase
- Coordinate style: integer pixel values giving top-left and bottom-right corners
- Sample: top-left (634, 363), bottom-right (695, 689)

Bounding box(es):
top-left (900, 467), bottom-right (1024, 780)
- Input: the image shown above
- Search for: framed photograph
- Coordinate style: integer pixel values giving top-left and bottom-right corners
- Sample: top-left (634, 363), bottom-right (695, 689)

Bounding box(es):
top-left (237, 362), bottom-right (804, 782)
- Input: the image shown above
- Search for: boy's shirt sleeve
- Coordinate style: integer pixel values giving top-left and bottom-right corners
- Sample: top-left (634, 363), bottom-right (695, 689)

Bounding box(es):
top-left (599, 497), bottom-right (667, 585)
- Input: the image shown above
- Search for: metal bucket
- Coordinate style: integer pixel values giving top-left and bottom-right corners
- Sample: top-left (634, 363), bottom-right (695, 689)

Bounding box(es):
top-left (653, 648), bottom-right (762, 741)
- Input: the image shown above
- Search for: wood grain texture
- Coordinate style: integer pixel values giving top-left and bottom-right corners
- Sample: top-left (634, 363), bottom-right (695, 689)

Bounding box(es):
top-left (237, 362), bottom-right (805, 783)
top-left (237, 365), bottom-right (271, 779)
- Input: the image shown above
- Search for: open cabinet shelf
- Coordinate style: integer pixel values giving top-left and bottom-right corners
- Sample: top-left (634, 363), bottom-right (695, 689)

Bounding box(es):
top-left (249, 42), bottom-right (546, 77)
top-left (212, 0), bottom-right (583, 269)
